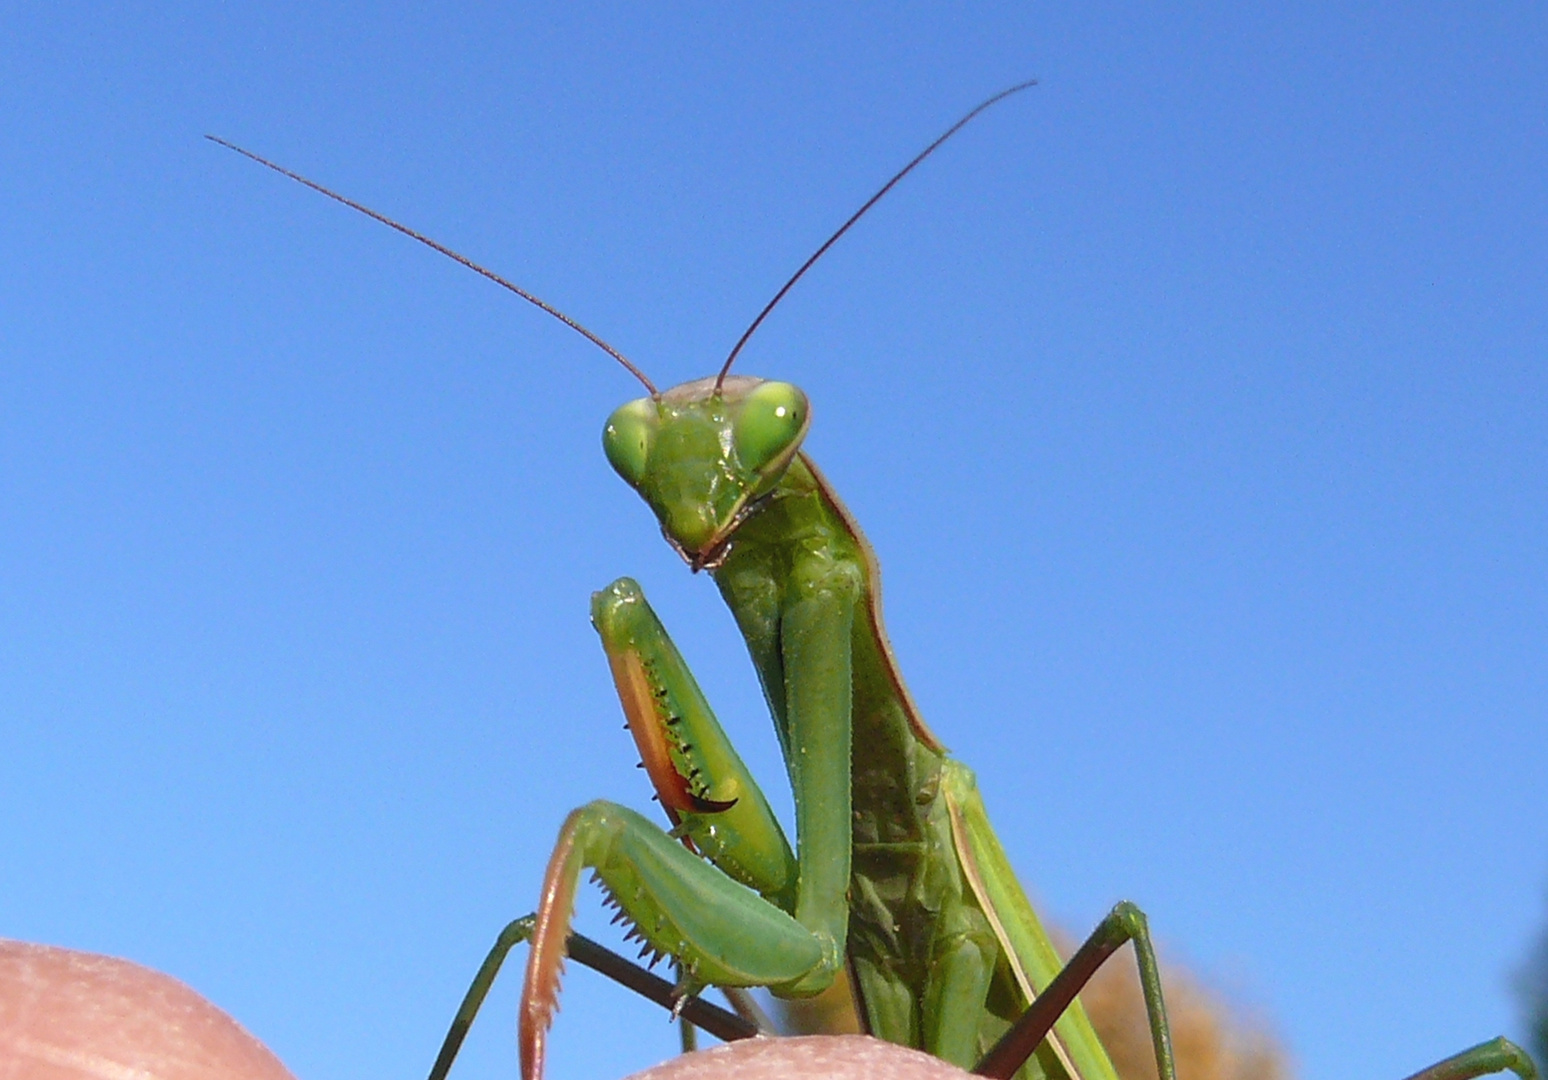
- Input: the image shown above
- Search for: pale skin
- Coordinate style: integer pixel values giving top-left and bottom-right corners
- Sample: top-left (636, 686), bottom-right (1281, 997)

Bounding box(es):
top-left (0, 939), bottom-right (296, 1080)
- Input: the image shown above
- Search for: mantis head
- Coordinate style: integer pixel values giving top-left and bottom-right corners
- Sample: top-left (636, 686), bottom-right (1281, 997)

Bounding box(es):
top-left (603, 375), bottom-right (810, 570)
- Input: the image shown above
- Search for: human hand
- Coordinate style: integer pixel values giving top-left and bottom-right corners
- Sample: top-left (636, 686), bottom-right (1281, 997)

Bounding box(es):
top-left (0, 939), bottom-right (296, 1080)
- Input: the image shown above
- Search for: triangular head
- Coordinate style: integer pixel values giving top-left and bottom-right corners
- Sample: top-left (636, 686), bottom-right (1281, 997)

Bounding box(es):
top-left (603, 376), bottom-right (810, 570)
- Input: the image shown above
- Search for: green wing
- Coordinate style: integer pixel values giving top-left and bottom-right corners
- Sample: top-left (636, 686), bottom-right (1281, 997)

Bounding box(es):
top-left (942, 761), bottom-right (1121, 1080)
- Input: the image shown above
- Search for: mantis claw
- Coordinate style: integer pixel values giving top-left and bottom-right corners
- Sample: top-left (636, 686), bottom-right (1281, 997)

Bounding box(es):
top-left (669, 964), bottom-right (710, 1024)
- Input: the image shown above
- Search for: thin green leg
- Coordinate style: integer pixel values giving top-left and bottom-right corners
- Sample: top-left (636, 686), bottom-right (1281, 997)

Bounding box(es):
top-left (1401, 1038), bottom-right (1539, 1080)
top-left (427, 917), bottom-right (535, 1080)
top-left (973, 902), bottom-right (1174, 1080)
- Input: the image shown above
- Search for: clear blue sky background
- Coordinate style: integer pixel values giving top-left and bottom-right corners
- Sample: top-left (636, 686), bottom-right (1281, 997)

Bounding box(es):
top-left (2, 6), bottom-right (1545, 1080)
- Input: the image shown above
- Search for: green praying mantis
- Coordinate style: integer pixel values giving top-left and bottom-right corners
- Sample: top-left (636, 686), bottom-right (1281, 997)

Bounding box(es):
top-left (211, 85), bottom-right (1541, 1080)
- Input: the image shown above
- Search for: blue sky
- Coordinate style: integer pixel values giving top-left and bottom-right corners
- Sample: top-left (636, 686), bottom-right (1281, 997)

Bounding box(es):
top-left (2, 5), bottom-right (1545, 1080)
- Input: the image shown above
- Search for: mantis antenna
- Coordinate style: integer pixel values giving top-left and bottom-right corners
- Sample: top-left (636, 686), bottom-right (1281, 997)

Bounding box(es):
top-left (712, 78), bottom-right (1037, 390)
top-left (210, 78), bottom-right (1036, 398)
top-left (205, 134), bottom-right (659, 395)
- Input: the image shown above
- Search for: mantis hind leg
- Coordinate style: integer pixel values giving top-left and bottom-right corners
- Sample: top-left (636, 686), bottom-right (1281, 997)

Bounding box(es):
top-left (972, 908), bottom-right (1541, 1080)
top-left (972, 902), bottom-right (1174, 1080)
top-left (1399, 1039), bottom-right (1538, 1080)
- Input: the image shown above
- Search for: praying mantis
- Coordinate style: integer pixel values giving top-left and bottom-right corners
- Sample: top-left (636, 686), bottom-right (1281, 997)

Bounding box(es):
top-left (211, 85), bottom-right (1541, 1080)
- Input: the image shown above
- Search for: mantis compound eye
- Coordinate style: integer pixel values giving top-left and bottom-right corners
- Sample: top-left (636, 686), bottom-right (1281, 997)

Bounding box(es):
top-left (734, 381), bottom-right (809, 475)
top-left (602, 398), bottom-right (658, 486)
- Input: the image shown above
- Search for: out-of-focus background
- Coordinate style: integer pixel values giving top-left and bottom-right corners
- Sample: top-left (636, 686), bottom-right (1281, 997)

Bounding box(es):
top-left (2, 6), bottom-right (1544, 1080)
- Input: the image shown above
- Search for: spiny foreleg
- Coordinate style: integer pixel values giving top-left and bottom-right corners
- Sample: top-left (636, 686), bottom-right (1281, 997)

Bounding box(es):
top-left (518, 800), bottom-right (836, 1080)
